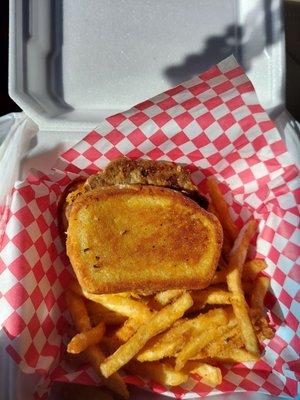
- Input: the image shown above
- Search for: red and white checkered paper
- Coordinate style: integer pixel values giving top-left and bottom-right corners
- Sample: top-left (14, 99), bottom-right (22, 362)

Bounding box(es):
top-left (0, 56), bottom-right (299, 399)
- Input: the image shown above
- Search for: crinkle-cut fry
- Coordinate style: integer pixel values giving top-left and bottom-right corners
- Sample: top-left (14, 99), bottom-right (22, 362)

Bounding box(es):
top-left (65, 291), bottom-right (128, 398)
top-left (250, 276), bottom-right (270, 311)
top-left (190, 287), bottom-right (232, 312)
top-left (67, 321), bottom-right (105, 354)
top-left (83, 290), bottom-right (152, 322)
top-left (243, 259), bottom-right (267, 281)
top-left (86, 301), bottom-right (126, 326)
top-left (137, 308), bottom-right (230, 362)
top-left (155, 289), bottom-right (184, 306)
top-left (100, 292), bottom-right (193, 378)
top-left (85, 345), bottom-right (129, 399)
top-left (184, 361), bottom-right (222, 386)
top-left (207, 177), bottom-right (238, 242)
top-left (125, 360), bottom-right (188, 387)
top-left (225, 219), bottom-right (259, 355)
top-left (175, 310), bottom-right (229, 370)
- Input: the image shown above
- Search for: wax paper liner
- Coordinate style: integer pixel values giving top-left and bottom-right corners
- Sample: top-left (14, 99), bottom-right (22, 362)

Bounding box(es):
top-left (0, 56), bottom-right (299, 399)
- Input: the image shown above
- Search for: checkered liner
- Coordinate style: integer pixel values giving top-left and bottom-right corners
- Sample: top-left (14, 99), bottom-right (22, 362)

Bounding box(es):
top-left (0, 56), bottom-right (299, 399)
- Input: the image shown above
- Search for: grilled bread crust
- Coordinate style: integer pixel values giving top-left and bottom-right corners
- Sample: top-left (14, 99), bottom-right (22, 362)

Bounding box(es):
top-left (66, 185), bottom-right (222, 294)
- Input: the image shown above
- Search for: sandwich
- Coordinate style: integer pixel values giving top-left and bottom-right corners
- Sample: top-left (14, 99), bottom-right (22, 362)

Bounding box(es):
top-left (61, 158), bottom-right (223, 294)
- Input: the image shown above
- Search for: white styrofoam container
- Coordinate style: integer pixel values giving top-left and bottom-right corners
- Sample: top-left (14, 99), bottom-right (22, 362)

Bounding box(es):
top-left (9, 0), bottom-right (285, 132)
top-left (3, 0), bottom-right (288, 399)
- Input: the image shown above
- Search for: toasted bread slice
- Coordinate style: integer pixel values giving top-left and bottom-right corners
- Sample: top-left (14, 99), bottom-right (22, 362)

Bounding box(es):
top-left (66, 185), bottom-right (222, 294)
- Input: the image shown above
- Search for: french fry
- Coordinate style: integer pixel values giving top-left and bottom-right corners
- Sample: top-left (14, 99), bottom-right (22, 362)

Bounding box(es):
top-left (137, 319), bottom-right (189, 362)
top-left (125, 360), bottom-right (188, 387)
top-left (228, 220), bottom-right (258, 277)
top-left (65, 291), bottom-right (129, 399)
top-left (155, 289), bottom-right (184, 305)
top-left (63, 172), bottom-right (276, 390)
top-left (208, 202), bottom-right (234, 263)
top-left (83, 290), bottom-right (152, 322)
top-left (175, 314), bottom-right (231, 371)
top-left (208, 203), bottom-right (218, 215)
top-left (225, 220), bottom-right (260, 355)
top-left (230, 295), bottom-right (259, 355)
top-left (115, 318), bottom-right (143, 342)
top-left (190, 348), bottom-right (259, 364)
top-left (85, 345), bottom-right (129, 399)
top-left (184, 361), bottom-right (222, 386)
top-left (65, 290), bottom-right (91, 332)
top-left (212, 259), bottom-right (266, 285)
top-left (207, 177), bottom-right (238, 243)
top-left (189, 323), bottom-right (240, 357)
top-left (67, 321), bottom-right (105, 354)
top-left (190, 287), bottom-right (232, 312)
top-left (251, 276), bottom-right (270, 312)
top-left (86, 301), bottom-right (126, 326)
top-left (222, 233), bottom-right (233, 262)
top-left (137, 308), bottom-right (229, 362)
top-left (102, 319), bottom-right (150, 356)
top-left (214, 348), bottom-right (259, 363)
top-left (203, 328), bottom-right (244, 359)
top-left (100, 292), bottom-right (193, 377)
top-left (243, 259), bottom-right (267, 281)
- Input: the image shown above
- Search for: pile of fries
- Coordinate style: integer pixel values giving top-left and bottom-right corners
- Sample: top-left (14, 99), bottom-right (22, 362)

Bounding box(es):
top-left (64, 178), bottom-right (274, 398)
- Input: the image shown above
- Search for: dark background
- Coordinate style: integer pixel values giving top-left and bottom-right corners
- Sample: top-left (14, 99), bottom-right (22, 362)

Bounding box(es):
top-left (0, 1), bottom-right (299, 121)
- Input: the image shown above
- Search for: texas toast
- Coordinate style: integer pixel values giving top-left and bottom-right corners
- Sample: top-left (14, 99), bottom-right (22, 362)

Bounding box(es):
top-left (66, 184), bottom-right (222, 294)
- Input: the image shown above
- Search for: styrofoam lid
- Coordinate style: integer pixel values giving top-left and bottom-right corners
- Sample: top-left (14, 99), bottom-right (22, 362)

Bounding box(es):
top-left (9, 0), bottom-right (284, 131)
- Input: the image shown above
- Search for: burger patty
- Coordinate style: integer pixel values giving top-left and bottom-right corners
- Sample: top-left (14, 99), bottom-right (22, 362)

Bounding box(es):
top-left (85, 157), bottom-right (208, 209)
top-left (59, 158), bottom-right (209, 239)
